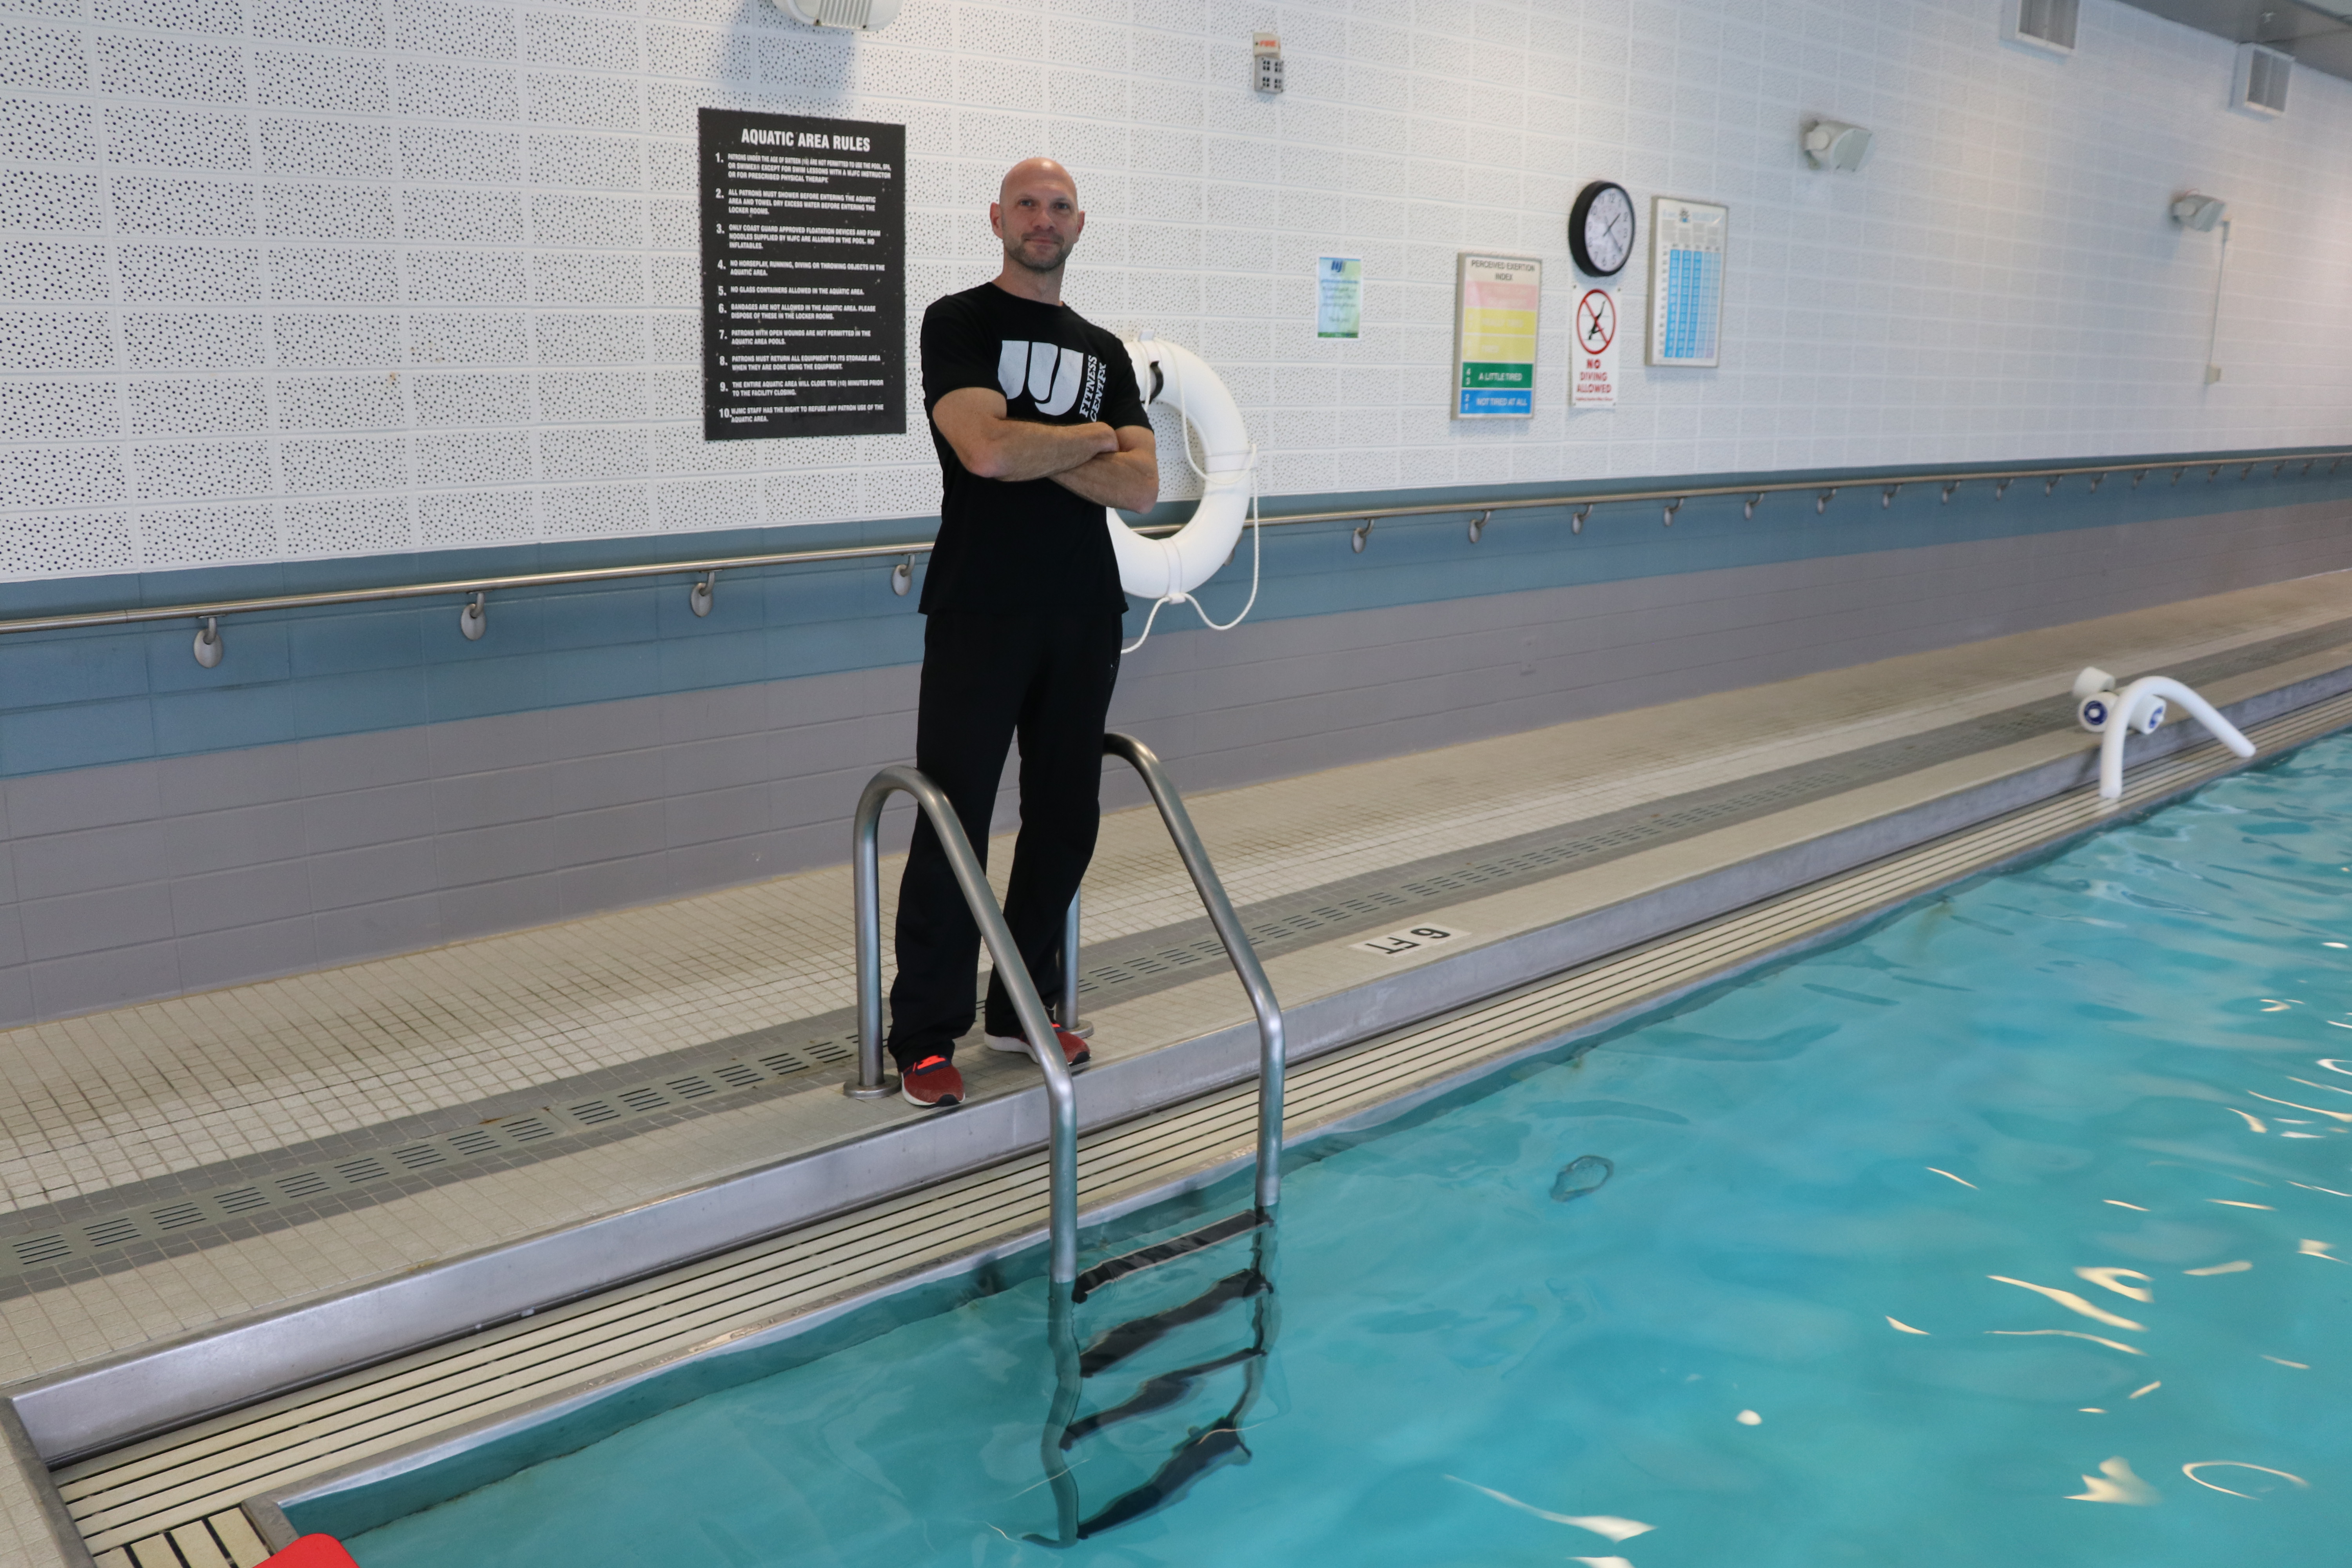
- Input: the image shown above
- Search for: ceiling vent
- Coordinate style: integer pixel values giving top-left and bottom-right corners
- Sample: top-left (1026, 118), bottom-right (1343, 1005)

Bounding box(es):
top-left (2005, 0), bottom-right (2078, 56)
top-left (2232, 42), bottom-right (2291, 116)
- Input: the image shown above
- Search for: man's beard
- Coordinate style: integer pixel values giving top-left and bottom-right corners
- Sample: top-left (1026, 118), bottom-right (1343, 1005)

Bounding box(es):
top-left (1004, 232), bottom-right (1072, 273)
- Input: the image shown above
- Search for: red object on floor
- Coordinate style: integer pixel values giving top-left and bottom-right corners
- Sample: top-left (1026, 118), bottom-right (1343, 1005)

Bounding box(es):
top-left (260, 1537), bottom-right (361, 1568)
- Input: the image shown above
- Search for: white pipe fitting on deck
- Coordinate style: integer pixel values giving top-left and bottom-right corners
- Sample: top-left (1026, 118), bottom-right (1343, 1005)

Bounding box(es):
top-left (2071, 666), bottom-right (2255, 800)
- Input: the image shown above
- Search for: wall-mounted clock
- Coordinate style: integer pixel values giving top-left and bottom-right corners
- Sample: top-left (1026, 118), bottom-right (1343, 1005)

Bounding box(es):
top-left (1568, 180), bottom-right (1636, 277)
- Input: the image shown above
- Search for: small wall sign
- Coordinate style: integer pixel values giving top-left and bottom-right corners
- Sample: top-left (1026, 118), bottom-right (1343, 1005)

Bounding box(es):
top-left (1317, 256), bottom-right (1362, 338)
top-left (1572, 287), bottom-right (1618, 406)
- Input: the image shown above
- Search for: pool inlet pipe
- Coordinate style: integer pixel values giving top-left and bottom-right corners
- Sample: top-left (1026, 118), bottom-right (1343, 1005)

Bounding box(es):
top-left (2072, 667), bottom-right (2255, 800)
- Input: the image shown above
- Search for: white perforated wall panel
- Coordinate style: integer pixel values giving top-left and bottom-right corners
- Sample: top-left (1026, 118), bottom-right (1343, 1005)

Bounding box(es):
top-left (2, 0), bottom-right (2350, 578)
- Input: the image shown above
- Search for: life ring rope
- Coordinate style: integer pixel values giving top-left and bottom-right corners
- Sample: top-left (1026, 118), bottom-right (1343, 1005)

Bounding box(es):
top-left (1110, 335), bottom-right (1258, 653)
top-left (1123, 443), bottom-right (1260, 654)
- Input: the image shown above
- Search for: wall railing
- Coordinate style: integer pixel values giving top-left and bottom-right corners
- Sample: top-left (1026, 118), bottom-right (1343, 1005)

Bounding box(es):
top-left (2, 448), bottom-right (2346, 656)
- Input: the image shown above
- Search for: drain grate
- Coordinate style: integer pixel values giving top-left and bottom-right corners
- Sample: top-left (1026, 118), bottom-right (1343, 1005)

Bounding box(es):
top-left (0, 1041), bottom-right (853, 1285)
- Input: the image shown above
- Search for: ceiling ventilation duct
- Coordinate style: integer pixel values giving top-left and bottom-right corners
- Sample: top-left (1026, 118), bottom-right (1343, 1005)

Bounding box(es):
top-left (2233, 42), bottom-right (2292, 114)
top-left (2005, 0), bottom-right (2079, 55)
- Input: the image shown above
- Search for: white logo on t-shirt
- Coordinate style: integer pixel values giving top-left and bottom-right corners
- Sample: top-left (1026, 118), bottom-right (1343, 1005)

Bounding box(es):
top-left (995, 340), bottom-right (1105, 419)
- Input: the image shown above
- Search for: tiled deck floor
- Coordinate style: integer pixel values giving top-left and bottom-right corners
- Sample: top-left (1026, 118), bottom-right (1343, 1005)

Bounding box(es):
top-left (3, 571), bottom-right (2351, 1428)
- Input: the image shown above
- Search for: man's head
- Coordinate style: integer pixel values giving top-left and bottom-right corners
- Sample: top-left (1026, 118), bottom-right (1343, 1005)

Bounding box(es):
top-left (991, 158), bottom-right (1083, 278)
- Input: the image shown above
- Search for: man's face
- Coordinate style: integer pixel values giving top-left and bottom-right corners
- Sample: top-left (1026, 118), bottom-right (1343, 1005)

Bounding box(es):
top-left (992, 174), bottom-right (1083, 274)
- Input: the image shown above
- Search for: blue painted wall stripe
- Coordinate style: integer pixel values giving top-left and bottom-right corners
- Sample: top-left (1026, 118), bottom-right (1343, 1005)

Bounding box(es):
top-left (2, 457), bottom-right (2346, 779)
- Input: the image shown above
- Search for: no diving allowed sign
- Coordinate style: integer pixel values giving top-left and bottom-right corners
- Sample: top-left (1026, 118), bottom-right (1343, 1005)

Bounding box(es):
top-left (1573, 287), bottom-right (1617, 407)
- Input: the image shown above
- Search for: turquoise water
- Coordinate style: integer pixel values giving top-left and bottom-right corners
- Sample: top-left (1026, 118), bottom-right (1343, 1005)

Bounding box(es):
top-left (346, 736), bottom-right (2352, 1567)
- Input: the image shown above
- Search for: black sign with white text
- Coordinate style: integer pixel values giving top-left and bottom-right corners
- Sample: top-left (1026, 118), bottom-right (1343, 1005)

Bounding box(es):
top-left (698, 108), bottom-right (905, 441)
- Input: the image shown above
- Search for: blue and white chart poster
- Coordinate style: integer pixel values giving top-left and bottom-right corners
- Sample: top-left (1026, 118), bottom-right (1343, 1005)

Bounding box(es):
top-left (1316, 256), bottom-right (1362, 338)
top-left (1646, 196), bottom-right (1726, 368)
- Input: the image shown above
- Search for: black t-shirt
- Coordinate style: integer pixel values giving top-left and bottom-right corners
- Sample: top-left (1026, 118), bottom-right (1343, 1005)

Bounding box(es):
top-left (918, 282), bottom-right (1148, 618)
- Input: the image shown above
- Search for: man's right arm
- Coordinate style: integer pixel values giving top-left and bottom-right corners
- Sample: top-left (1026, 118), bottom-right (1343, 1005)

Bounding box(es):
top-left (931, 387), bottom-right (1116, 483)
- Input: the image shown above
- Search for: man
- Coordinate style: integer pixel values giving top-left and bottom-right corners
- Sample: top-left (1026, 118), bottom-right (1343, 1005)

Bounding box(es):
top-left (887, 158), bottom-right (1159, 1109)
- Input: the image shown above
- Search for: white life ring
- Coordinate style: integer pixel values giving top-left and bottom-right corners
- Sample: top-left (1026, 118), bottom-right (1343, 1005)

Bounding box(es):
top-left (1106, 336), bottom-right (1252, 600)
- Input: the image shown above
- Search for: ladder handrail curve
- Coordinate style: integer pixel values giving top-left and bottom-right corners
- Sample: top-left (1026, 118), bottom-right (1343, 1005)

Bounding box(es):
top-left (1102, 731), bottom-right (1286, 1212)
top-left (845, 764), bottom-right (1081, 1285)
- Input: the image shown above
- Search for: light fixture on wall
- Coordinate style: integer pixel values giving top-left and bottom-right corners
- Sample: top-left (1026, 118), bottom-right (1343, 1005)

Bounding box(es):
top-left (2170, 192), bottom-right (2231, 385)
top-left (771, 0), bottom-right (903, 29)
top-left (2170, 192), bottom-right (2227, 232)
top-left (1800, 120), bottom-right (1873, 172)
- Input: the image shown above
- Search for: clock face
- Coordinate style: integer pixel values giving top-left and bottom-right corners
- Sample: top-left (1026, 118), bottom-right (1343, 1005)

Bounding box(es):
top-left (1570, 181), bottom-right (1636, 277)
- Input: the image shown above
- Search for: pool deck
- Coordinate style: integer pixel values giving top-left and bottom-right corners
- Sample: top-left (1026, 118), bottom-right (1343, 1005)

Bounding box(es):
top-left (10, 571), bottom-right (2352, 1564)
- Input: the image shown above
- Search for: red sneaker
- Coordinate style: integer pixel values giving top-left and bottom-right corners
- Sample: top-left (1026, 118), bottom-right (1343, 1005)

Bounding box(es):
top-left (983, 1026), bottom-right (1092, 1069)
top-left (898, 1054), bottom-right (964, 1109)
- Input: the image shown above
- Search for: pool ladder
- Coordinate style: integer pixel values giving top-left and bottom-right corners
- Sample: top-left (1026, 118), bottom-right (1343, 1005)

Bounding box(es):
top-left (846, 731), bottom-right (1287, 1283)
top-left (847, 733), bottom-right (1288, 1543)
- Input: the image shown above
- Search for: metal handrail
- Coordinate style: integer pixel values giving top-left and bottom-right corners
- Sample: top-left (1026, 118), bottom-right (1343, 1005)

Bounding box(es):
top-left (1099, 731), bottom-right (1285, 1212)
top-left (4, 447), bottom-right (2345, 641)
top-left (844, 764), bottom-right (1080, 1285)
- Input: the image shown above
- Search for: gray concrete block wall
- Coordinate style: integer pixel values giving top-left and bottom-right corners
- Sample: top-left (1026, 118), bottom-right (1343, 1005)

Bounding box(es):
top-left (2, 498), bottom-right (2348, 1028)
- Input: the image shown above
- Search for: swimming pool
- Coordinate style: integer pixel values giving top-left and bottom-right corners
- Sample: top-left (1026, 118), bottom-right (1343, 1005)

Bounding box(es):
top-left (327, 732), bottom-right (2352, 1566)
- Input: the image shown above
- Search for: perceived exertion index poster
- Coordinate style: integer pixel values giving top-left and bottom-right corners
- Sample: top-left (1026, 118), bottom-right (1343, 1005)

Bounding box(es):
top-left (698, 109), bottom-right (906, 441)
top-left (1452, 253), bottom-right (1541, 417)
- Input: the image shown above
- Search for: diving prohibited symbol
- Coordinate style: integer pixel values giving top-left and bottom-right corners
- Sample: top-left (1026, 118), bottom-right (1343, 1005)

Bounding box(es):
top-left (1577, 289), bottom-right (1617, 353)
top-left (1573, 287), bottom-right (1619, 407)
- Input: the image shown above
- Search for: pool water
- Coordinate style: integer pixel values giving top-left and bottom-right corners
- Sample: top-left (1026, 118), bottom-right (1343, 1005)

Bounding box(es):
top-left (344, 735), bottom-right (2352, 1567)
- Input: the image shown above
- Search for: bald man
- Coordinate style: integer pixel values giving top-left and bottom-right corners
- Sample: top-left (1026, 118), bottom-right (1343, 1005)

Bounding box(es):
top-left (887, 158), bottom-right (1159, 1109)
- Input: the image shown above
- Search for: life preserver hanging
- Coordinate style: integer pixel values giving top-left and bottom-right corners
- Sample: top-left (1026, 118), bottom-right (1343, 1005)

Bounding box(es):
top-left (1107, 336), bottom-right (1253, 600)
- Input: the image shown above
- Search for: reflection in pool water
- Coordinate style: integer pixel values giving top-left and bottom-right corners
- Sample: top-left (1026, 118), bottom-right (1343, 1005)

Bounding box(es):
top-left (345, 733), bottom-right (2352, 1567)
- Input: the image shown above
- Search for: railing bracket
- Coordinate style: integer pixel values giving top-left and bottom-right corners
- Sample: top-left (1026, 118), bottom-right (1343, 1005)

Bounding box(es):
top-left (1996, 478), bottom-right (2012, 499)
top-left (889, 556), bottom-right (913, 596)
top-left (192, 616), bottom-right (223, 669)
top-left (1351, 519), bottom-right (1373, 553)
top-left (1744, 492), bottom-right (1762, 519)
top-left (1941, 481), bottom-right (1960, 504)
top-left (1817, 488), bottom-right (1837, 514)
top-left (1662, 497), bottom-right (1683, 526)
top-left (1572, 504), bottom-right (1591, 533)
top-left (1880, 484), bottom-right (1900, 509)
top-left (459, 592), bottom-right (487, 641)
top-left (690, 571), bottom-right (717, 617)
top-left (1467, 509), bottom-right (1489, 543)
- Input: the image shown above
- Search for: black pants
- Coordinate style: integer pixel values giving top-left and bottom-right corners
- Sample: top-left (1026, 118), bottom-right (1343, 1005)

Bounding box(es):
top-left (886, 611), bottom-right (1123, 1070)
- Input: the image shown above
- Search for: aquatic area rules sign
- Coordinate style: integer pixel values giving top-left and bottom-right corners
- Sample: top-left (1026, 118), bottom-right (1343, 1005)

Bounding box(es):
top-left (1573, 287), bottom-right (1619, 407)
top-left (699, 108), bottom-right (905, 441)
top-left (1353, 924), bottom-right (1469, 958)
